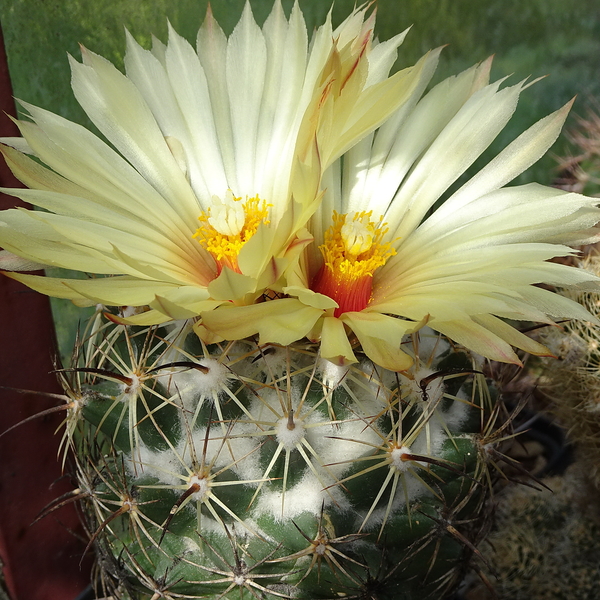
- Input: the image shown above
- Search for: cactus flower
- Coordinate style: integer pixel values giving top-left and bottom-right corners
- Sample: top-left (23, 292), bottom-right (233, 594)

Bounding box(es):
top-left (0, 1), bottom-right (433, 326)
top-left (202, 60), bottom-right (600, 370)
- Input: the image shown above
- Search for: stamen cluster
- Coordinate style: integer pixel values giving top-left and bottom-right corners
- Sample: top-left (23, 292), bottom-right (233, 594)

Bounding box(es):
top-left (312, 211), bottom-right (396, 316)
top-left (194, 193), bottom-right (271, 274)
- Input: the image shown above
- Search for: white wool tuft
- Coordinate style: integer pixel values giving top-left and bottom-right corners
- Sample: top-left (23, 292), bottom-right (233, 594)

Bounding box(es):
top-left (435, 388), bottom-right (470, 430)
top-left (121, 373), bottom-right (141, 397)
top-left (318, 358), bottom-right (350, 390)
top-left (187, 424), bottom-right (262, 483)
top-left (188, 358), bottom-right (230, 397)
top-left (155, 357), bottom-right (231, 415)
top-left (309, 416), bottom-right (383, 480)
top-left (275, 414), bottom-right (306, 450)
top-left (188, 474), bottom-right (210, 501)
top-left (125, 444), bottom-right (183, 486)
top-left (402, 366), bottom-right (445, 405)
top-left (257, 345), bottom-right (294, 377)
top-left (257, 471), bottom-right (349, 521)
top-left (414, 328), bottom-right (451, 361)
top-left (390, 445), bottom-right (414, 473)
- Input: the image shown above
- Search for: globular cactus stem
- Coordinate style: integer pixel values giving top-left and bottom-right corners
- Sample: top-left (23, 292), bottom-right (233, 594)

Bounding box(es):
top-left (53, 312), bottom-right (502, 600)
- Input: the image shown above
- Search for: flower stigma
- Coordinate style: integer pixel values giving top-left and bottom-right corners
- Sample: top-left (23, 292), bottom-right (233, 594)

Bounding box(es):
top-left (193, 190), bottom-right (270, 274)
top-left (311, 211), bottom-right (395, 317)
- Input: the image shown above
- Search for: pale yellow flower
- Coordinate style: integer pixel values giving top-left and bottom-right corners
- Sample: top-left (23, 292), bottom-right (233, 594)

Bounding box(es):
top-left (201, 59), bottom-right (600, 370)
top-left (0, 2), bottom-right (432, 325)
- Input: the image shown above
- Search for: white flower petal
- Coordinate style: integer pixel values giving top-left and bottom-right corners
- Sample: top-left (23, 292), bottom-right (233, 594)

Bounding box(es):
top-left (64, 276), bottom-right (187, 306)
top-left (431, 318), bottom-right (521, 364)
top-left (255, 1), bottom-right (309, 208)
top-left (226, 3), bottom-right (267, 197)
top-left (435, 100), bottom-right (574, 219)
top-left (339, 48), bottom-right (442, 217)
top-left (351, 58), bottom-right (493, 222)
top-left (15, 106), bottom-right (195, 244)
top-left (69, 50), bottom-right (200, 223)
top-left (164, 24), bottom-right (229, 201)
top-left (0, 136), bottom-right (33, 154)
top-left (388, 79), bottom-right (525, 239)
top-left (0, 209), bottom-right (121, 273)
top-left (365, 29), bottom-right (410, 87)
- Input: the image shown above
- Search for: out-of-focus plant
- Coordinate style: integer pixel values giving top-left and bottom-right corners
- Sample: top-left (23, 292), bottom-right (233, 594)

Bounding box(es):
top-left (554, 102), bottom-right (600, 196)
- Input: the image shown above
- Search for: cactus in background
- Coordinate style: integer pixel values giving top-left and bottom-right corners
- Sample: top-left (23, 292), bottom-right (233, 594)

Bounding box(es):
top-left (63, 313), bottom-right (496, 600)
top-left (554, 104), bottom-right (600, 196)
top-left (469, 466), bottom-right (600, 600)
top-left (538, 250), bottom-right (600, 492)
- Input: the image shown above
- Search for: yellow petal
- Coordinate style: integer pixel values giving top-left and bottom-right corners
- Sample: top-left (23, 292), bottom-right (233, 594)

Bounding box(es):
top-left (431, 318), bottom-right (522, 365)
top-left (149, 295), bottom-right (221, 321)
top-left (107, 309), bottom-right (174, 326)
top-left (342, 312), bottom-right (420, 371)
top-left (207, 267), bottom-right (257, 301)
top-left (201, 299), bottom-right (323, 346)
top-left (64, 276), bottom-right (183, 306)
top-left (0, 250), bottom-right (45, 271)
top-left (4, 271), bottom-right (94, 304)
top-left (254, 256), bottom-right (289, 291)
top-left (320, 316), bottom-right (357, 366)
top-left (237, 222), bottom-right (276, 279)
top-left (283, 285), bottom-right (338, 310)
top-left (193, 321), bottom-right (225, 345)
top-left (473, 314), bottom-right (554, 357)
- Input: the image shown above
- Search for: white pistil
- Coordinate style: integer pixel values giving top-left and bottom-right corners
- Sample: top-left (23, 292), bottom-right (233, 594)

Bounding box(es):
top-left (208, 190), bottom-right (245, 236)
top-left (341, 215), bottom-right (374, 256)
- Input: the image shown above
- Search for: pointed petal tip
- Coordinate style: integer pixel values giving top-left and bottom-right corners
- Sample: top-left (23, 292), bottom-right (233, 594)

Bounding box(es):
top-left (325, 354), bottom-right (357, 368)
top-left (103, 311), bottom-right (125, 325)
top-left (564, 96), bottom-right (577, 112)
top-left (509, 356), bottom-right (524, 368)
top-left (77, 43), bottom-right (91, 63)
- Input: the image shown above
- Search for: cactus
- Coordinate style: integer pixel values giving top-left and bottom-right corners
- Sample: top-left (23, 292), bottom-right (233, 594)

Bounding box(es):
top-left (554, 104), bottom-right (600, 196)
top-left (2, 2), bottom-right (600, 599)
top-left (537, 250), bottom-right (600, 492)
top-left (468, 466), bottom-right (600, 600)
top-left (56, 312), bottom-right (497, 600)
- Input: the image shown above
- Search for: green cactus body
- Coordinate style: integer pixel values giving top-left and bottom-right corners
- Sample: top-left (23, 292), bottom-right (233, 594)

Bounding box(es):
top-left (63, 313), bottom-right (495, 600)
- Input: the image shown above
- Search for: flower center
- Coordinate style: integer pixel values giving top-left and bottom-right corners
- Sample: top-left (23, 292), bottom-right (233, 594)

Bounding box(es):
top-left (311, 211), bottom-right (395, 317)
top-left (193, 190), bottom-right (270, 274)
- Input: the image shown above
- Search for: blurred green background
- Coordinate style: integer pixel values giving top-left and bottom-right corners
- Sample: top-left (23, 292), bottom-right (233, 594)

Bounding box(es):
top-left (1, 0), bottom-right (599, 361)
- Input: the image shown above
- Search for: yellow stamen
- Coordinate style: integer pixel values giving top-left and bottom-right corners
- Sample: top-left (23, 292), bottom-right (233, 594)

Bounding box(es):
top-left (321, 211), bottom-right (394, 278)
top-left (312, 211), bottom-right (395, 316)
top-left (193, 191), bottom-right (270, 274)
